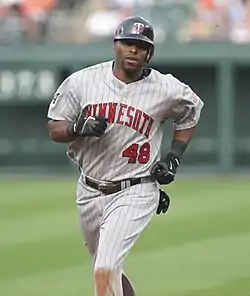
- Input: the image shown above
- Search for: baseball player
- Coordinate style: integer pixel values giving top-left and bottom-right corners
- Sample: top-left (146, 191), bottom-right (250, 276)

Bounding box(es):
top-left (47, 15), bottom-right (204, 296)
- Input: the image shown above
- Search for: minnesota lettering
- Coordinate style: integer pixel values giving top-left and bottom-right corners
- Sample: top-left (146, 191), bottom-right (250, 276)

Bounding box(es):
top-left (86, 103), bottom-right (154, 139)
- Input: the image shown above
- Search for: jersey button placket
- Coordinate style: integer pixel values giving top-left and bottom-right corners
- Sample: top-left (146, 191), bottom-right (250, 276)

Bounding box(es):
top-left (121, 85), bottom-right (129, 103)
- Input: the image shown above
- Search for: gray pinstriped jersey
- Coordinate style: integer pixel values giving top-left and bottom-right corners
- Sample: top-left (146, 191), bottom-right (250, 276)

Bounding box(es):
top-left (47, 61), bottom-right (204, 181)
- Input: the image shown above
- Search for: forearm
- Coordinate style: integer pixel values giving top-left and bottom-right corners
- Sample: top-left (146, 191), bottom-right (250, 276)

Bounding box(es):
top-left (170, 126), bottom-right (196, 158)
top-left (173, 126), bottom-right (196, 144)
top-left (48, 120), bottom-right (77, 143)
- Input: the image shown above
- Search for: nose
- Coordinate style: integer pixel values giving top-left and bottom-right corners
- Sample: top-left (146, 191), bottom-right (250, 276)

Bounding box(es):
top-left (129, 44), bottom-right (138, 53)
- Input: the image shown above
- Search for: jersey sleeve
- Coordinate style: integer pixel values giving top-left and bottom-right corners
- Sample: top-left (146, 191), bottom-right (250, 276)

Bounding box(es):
top-left (47, 71), bottom-right (81, 122)
top-left (165, 75), bottom-right (204, 130)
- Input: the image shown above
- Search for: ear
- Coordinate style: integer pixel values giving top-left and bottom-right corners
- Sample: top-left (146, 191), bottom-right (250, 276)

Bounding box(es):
top-left (146, 47), bottom-right (154, 63)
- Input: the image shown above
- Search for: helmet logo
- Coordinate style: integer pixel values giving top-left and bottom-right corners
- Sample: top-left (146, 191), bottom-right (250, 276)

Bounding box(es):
top-left (119, 26), bottom-right (124, 35)
top-left (132, 23), bottom-right (144, 34)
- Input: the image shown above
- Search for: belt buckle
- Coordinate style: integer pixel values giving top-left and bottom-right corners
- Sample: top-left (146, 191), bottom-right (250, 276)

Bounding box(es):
top-left (98, 183), bottom-right (108, 192)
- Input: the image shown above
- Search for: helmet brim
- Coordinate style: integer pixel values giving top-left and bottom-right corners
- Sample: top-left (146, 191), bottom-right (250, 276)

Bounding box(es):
top-left (114, 34), bottom-right (154, 47)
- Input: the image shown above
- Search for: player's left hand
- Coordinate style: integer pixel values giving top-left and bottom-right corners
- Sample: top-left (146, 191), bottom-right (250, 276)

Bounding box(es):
top-left (156, 189), bottom-right (170, 215)
top-left (151, 152), bottom-right (180, 185)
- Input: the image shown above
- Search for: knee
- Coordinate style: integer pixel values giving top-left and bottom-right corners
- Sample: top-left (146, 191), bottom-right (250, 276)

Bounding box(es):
top-left (94, 267), bottom-right (113, 282)
top-left (94, 268), bottom-right (118, 296)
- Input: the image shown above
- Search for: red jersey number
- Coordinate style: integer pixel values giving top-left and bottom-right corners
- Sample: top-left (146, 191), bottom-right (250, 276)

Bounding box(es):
top-left (122, 143), bottom-right (151, 164)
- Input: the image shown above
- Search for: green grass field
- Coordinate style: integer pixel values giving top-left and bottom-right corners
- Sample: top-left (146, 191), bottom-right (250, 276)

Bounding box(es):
top-left (1, 176), bottom-right (250, 296)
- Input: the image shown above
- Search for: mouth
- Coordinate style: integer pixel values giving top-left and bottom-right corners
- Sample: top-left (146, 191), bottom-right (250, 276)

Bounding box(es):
top-left (125, 56), bottom-right (139, 66)
top-left (125, 56), bottom-right (138, 62)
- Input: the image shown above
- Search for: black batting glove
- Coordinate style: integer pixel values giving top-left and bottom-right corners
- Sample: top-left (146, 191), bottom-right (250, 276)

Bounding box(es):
top-left (73, 116), bottom-right (107, 137)
top-left (156, 189), bottom-right (171, 215)
top-left (151, 152), bottom-right (180, 185)
top-left (67, 109), bottom-right (107, 138)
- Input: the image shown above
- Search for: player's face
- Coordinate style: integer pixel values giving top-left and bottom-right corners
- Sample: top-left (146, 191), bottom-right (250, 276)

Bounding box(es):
top-left (114, 40), bottom-right (150, 72)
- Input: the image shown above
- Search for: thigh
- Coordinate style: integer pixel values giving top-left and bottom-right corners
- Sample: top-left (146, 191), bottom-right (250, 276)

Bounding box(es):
top-left (94, 182), bottom-right (159, 271)
top-left (77, 177), bottom-right (106, 259)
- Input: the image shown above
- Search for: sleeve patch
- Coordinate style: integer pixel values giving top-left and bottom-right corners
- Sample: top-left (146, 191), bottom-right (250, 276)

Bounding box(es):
top-left (52, 92), bottom-right (61, 104)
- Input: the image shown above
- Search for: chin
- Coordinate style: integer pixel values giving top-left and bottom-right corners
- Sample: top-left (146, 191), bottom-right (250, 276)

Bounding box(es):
top-left (123, 61), bottom-right (141, 73)
top-left (124, 65), bottom-right (138, 73)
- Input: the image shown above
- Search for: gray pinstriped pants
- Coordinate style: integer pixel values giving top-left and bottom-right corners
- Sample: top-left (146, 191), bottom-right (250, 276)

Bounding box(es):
top-left (76, 175), bottom-right (159, 295)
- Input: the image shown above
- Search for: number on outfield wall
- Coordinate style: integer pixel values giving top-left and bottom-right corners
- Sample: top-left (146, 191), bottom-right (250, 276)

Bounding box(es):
top-left (0, 70), bottom-right (56, 101)
top-left (0, 71), bottom-right (16, 100)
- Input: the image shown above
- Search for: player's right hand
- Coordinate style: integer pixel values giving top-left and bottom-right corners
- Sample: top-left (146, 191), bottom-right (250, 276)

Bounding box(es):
top-left (67, 108), bottom-right (108, 138)
top-left (74, 116), bottom-right (108, 137)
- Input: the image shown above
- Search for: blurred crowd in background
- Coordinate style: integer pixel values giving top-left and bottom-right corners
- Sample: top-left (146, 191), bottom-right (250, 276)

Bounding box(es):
top-left (0, 0), bottom-right (250, 44)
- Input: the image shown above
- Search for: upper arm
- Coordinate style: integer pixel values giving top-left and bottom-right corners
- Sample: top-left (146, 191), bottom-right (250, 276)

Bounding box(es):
top-left (165, 75), bottom-right (204, 130)
top-left (47, 71), bottom-right (82, 122)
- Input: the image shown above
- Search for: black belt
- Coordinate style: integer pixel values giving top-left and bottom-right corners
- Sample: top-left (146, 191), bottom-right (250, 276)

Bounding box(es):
top-left (84, 176), bottom-right (153, 195)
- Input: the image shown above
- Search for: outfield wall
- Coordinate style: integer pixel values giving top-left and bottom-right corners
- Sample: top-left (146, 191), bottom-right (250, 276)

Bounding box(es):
top-left (0, 41), bottom-right (249, 173)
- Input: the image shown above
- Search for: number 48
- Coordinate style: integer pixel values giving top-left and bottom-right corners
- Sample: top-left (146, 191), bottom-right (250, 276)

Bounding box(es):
top-left (122, 143), bottom-right (151, 164)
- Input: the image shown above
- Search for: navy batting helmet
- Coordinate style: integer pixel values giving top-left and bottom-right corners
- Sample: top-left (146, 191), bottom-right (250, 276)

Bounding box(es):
top-left (114, 15), bottom-right (154, 62)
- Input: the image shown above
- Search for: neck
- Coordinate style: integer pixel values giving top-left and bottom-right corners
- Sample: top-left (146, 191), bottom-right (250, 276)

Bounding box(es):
top-left (113, 62), bottom-right (143, 84)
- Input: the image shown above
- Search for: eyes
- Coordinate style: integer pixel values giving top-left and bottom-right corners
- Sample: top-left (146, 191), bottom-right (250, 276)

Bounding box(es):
top-left (120, 39), bottom-right (149, 51)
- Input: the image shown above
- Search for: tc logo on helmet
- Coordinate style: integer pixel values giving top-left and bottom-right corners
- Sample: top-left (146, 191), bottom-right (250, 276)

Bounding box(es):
top-left (132, 23), bottom-right (144, 34)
